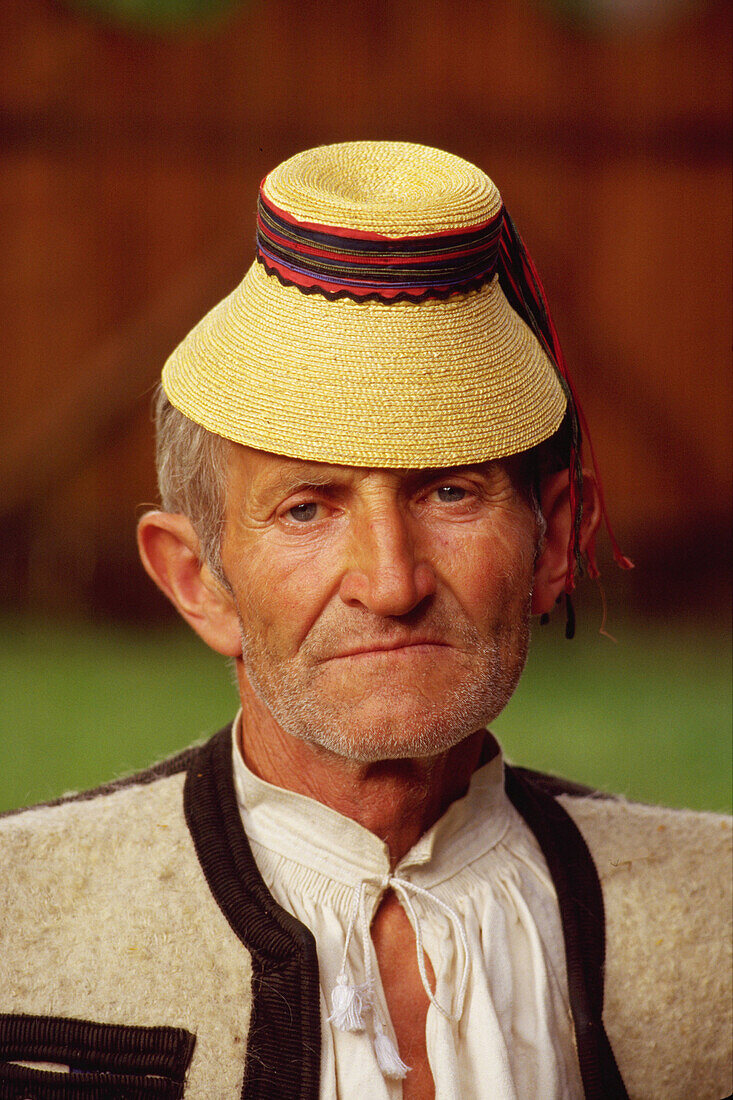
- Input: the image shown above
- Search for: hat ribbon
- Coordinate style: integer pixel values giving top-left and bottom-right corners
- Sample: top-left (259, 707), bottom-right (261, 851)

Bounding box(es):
top-left (498, 211), bottom-right (634, 590)
top-left (256, 189), bottom-right (504, 301)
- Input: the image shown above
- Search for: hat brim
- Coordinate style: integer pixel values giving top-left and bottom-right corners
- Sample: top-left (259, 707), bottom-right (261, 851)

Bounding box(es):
top-left (162, 261), bottom-right (567, 469)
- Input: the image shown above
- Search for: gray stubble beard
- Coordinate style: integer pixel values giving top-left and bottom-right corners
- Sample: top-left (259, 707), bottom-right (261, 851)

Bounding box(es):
top-left (234, 599), bottom-right (532, 764)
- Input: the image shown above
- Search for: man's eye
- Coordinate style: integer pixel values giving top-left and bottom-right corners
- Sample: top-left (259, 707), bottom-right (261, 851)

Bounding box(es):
top-left (287, 502), bottom-right (319, 522)
top-left (435, 485), bottom-right (466, 503)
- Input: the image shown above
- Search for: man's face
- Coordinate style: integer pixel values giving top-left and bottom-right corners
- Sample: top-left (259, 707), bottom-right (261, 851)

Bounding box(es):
top-left (220, 446), bottom-right (541, 763)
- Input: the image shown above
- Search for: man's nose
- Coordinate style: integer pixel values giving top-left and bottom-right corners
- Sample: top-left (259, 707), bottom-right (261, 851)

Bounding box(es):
top-left (338, 506), bottom-right (436, 616)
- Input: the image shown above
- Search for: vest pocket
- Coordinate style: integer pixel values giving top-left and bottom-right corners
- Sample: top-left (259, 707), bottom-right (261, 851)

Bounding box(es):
top-left (0, 1013), bottom-right (195, 1099)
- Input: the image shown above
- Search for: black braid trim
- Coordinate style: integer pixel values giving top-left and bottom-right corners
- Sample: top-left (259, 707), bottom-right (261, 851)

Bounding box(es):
top-left (257, 256), bottom-right (494, 304)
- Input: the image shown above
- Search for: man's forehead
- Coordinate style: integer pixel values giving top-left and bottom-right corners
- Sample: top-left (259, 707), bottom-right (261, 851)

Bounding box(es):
top-left (227, 443), bottom-right (526, 496)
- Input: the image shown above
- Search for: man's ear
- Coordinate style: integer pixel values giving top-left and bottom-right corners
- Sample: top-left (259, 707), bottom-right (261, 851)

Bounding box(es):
top-left (137, 511), bottom-right (242, 657)
top-left (531, 469), bottom-right (601, 616)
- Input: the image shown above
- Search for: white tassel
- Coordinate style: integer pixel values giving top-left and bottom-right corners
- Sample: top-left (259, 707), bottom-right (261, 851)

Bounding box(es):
top-left (373, 1021), bottom-right (410, 1079)
top-left (327, 973), bottom-right (366, 1031)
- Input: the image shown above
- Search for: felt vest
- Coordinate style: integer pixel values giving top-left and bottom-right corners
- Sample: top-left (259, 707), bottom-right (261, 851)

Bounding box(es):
top-left (1, 726), bottom-right (730, 1099)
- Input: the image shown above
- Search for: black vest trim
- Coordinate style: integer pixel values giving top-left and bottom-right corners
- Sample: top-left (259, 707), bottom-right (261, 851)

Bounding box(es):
top-left (183, 729), bottom-right (321, 1100)
top-left (0, 1012), bottom-right (195, 1099)
top-left (183, 726), bottom-right (627, 1099)
top-left (505, 765), bottom-right (629, 1100)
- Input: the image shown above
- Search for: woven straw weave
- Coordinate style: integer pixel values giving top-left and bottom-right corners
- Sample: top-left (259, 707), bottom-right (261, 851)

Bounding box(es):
top-left (162, 141), bottom-right (566, 467)
top-left (262, 141), bottom-right (503, 235)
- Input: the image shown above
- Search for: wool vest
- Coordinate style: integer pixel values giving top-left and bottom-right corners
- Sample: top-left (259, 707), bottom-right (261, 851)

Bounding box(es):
top-left (0, 727), bottom-right (730, 1099)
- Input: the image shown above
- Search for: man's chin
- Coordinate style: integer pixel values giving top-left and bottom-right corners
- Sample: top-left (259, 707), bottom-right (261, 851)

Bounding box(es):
top-left (243, 649), bottom-right (520, 763)
top-left (294, 708), bottom-right (484, 764)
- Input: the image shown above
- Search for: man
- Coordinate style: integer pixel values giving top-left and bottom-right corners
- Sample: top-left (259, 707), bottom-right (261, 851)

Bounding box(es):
top-left (1, 142), bottom-right (730, 1100)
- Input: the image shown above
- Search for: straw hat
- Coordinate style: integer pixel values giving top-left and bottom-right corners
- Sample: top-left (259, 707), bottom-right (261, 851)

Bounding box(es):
top-left (162, 140), bottom-right (567, 468)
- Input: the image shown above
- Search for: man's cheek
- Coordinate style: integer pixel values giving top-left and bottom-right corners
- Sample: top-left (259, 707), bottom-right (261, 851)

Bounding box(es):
top-left (250, 595), bottom-right (315, 660)
top-left (472, 566), bottom-right (532, 640)
top-left (446, 540), bottom-right (521, 613)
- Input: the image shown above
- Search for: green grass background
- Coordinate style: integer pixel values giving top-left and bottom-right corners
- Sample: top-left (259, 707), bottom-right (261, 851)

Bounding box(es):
top-left (1, 612), bottom-right (730, 815)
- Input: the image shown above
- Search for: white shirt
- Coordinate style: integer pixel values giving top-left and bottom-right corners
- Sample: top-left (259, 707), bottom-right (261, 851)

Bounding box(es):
top-left (232, 725), bottom-right (583, 1099)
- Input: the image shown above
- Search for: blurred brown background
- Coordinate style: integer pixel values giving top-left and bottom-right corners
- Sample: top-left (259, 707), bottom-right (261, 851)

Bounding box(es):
top-left (1, 0), bottom-right (730, 623)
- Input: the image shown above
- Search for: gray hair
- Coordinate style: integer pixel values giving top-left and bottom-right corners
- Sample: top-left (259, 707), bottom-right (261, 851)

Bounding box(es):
top-left (153, 384), bottom-right (229, 580)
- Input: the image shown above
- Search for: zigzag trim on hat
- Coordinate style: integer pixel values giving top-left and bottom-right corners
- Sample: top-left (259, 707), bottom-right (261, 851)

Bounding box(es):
top-left (257, 259), bottom-right (495, 306)
top-left (256, 190), bottom-right (504, 300)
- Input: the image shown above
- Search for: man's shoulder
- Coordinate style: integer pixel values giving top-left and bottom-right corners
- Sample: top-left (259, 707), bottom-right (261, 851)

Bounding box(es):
top-left (508, 766), bottom-right (732, 1099)
top-left (556, 785), bottom-right (732, 1100)
top-left (509, 761), bottom-right (732, 858)
top-left (0, 738), bottom-right (207, 870)
top-left (2, 740), bottom-right (199, 819)
top-left (557, 785), bottom-right (732, 966)
top-left (553, 781), bottom-right (732, 875)
top-left (0, 733), bottom-right (226, 962)
top-left (530, 773), bottom-right (732, 929)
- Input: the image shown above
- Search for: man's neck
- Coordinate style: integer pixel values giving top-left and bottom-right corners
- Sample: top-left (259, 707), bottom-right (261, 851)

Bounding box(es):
top-left (236, 680), bottom-right (490, 869)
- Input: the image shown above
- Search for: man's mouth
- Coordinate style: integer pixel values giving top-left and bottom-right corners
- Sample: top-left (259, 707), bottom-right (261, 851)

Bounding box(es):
top-left (330, 639), bottom-right (449, 659)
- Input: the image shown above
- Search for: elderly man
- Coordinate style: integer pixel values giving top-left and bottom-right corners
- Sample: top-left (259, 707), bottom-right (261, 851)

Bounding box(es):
top-left (1, 142), bottom-right (730, 1100)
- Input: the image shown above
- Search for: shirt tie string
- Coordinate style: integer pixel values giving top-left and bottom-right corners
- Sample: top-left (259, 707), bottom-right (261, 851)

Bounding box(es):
top-left (328, 873), bottom-right (471, 1080)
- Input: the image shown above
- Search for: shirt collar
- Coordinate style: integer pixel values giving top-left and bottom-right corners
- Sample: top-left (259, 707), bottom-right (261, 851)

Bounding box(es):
top-left (231, 714), bottom-right (513, 890)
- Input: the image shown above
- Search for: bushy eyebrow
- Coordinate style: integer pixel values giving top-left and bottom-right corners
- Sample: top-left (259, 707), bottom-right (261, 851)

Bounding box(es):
top-left (255, 459), bottom-right (508, 503)
top-left (258, 462), bottom-right (350, 497)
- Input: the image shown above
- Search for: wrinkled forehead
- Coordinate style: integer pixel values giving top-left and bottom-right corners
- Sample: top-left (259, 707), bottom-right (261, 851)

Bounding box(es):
top-left (223, 443), bottom-right (536, 505)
